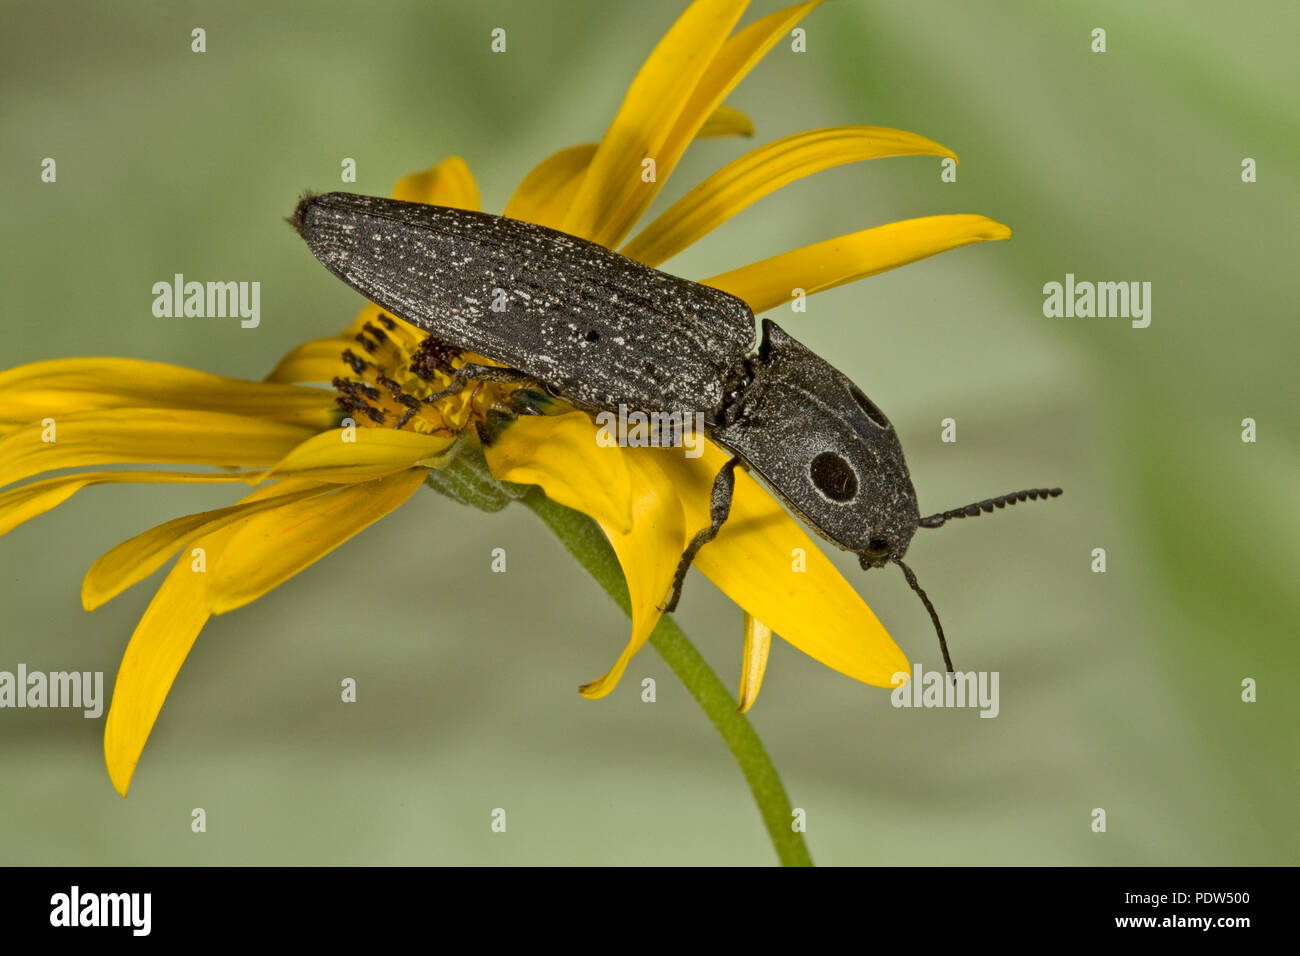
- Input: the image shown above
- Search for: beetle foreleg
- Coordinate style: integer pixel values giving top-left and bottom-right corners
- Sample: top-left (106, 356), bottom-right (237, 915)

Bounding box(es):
top-left (660, 457), bottom-right (740, 612)
top-left (422, 363), bottom-right (538, 405)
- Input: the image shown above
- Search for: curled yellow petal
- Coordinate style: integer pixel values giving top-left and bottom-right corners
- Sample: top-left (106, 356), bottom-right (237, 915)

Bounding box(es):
top-left (622, 126), bottom-right (956, 267)
top-left (262, 426), bottom-right (456, 483)
top-left (696, 104), bottom-right (754, 138)
top-left (504, 144), bottom-right (599, 230)
top-left (103, 549), bottom-right (214, 797)
top-left (483, 411), bottom-right (634, 536)
top-left (0, 358), bottom-right (336, 430)
top-left (651, 441), bottom-right (909, 687)
top-left (577, 452), bottom-right (686, 699)
top-left (0, 470), bottom-right (260, 538)
top-left (483, 412), bottom-right (684, 697)
top-left (0, 409), bottom-right (318, 491)
top-left (738, 612), bottom-right (773, 713)
top-left (705, 214), bottom-right (1013, 314)
top-left (82, 482), bottom-right (330, 611)
top-left (102, 476), bottom-right (334, 796)
top-left (391, 156), bottom-right (480, 209)
top-left (562, 0), bottom-right (750, 244)
top-left (207, 469), bottom-right (427, 614)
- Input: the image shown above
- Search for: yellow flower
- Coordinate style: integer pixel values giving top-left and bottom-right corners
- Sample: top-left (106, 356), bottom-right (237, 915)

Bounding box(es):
top-left (0, 0), bottom-right (1010, 796)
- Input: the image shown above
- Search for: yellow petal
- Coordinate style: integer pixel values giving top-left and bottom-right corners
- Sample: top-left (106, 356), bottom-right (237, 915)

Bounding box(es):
top-left (264, 302), bottom-right (423, 385)
top-left (562, 0), bottom-right (750, 244)
top-left (264, 336), bottom-right (353, 385)
top-left (669, 2), bottom-right (822, 157)
top-left (504, 144), bottom-right (599, 230)
top-left (0, 470), bottom-right (261, 538)
top-left (705, 214), bottom-right (1013, 314)
top-left (0, 358), bottom-right (336, 430)
top-left (627, 2), bottom-right (825, 244)
top-left (576, 451), bottom-right (685, 699)
top-left (103, 548), bottom-right (214, 796)
top-left (391, 156), bottom-right (480, 209)
top-left (101, 476), bottom-right (339, 796)
top-left (622, 126), bottom-right (956, 267)
top-left (262, 426), bottom-right (456, 483)
top-left (695, 104), bottom-right (754, 138)
top-left (484, 412), bottom-right (687, 697)
top-left (571, 1), bottom-right (823, 248)
top-left (206, 469), bottom-right (427, 613)
top-left (488, 412), bottom-right (684, 698)
top-left (650, 441), bottom-right (909, 687)
top-left (0, 408), bottom-right (318, 491)
top-left (737, 612), bottom-right (773, 713)
top-left (82, 482), bottom-right (330, 611)
top-left (503, 104), bottom-right (754, 231)
top-left (483, 411), bottom-right (635, 536)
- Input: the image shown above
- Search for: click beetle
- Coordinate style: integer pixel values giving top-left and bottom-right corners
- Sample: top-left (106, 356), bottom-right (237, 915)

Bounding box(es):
top-left (292, 192), bottom-right (1062, 673)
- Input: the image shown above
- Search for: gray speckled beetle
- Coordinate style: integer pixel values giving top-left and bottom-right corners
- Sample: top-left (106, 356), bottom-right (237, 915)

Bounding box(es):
top-left (293, 192), bottom-right (1061, 673)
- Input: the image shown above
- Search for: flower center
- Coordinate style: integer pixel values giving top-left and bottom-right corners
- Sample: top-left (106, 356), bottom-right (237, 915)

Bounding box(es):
top-left (333, 312), bottom-right (513, 436)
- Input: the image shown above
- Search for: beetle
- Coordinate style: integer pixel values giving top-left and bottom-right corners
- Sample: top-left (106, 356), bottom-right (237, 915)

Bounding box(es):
top-left (292, 192), bottom-right (1061, 673)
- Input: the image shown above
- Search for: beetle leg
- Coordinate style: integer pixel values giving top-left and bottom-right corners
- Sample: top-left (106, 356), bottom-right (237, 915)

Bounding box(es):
top-left (423, 363), bottom-right (538, 405)
top-left (660, 457), bottom-right (740, 612)
top-left (498, 388), bottom-right (553, 417)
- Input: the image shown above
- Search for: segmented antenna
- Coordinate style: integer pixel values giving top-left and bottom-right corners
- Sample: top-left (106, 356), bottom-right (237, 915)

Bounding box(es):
top-left (918, 488), bottom-right (1062, 529)
top-left (893, 557), bottom-right (953, 675)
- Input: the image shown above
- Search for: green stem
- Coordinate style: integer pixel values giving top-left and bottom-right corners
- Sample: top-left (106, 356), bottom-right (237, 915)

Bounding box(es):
top-left (523, 487), bottom-right (813, 867)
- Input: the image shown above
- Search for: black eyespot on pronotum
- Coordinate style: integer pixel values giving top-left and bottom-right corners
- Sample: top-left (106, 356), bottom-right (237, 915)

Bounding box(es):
top-left (810, 451), bottom-right (858, 502)
top-left (585, 330), bottom-right (600, 343)
top-left (848, 384), bottom-right (889, 430)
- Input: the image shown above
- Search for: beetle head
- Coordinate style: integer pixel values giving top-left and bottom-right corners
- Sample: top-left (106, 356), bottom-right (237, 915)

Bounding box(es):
top-left (717, 320), bottom-right (1063, 675)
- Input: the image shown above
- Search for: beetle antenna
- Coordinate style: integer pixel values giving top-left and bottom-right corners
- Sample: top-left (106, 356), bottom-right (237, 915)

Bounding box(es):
top-left (893, 557), bottom-right (954, 676)
top-left (919, 487), bottom-right (1062, 529)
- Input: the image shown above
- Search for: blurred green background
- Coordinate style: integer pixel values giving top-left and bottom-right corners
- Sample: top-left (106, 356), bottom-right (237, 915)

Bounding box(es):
top-left (2, 0), bottom-right (1296, 865)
